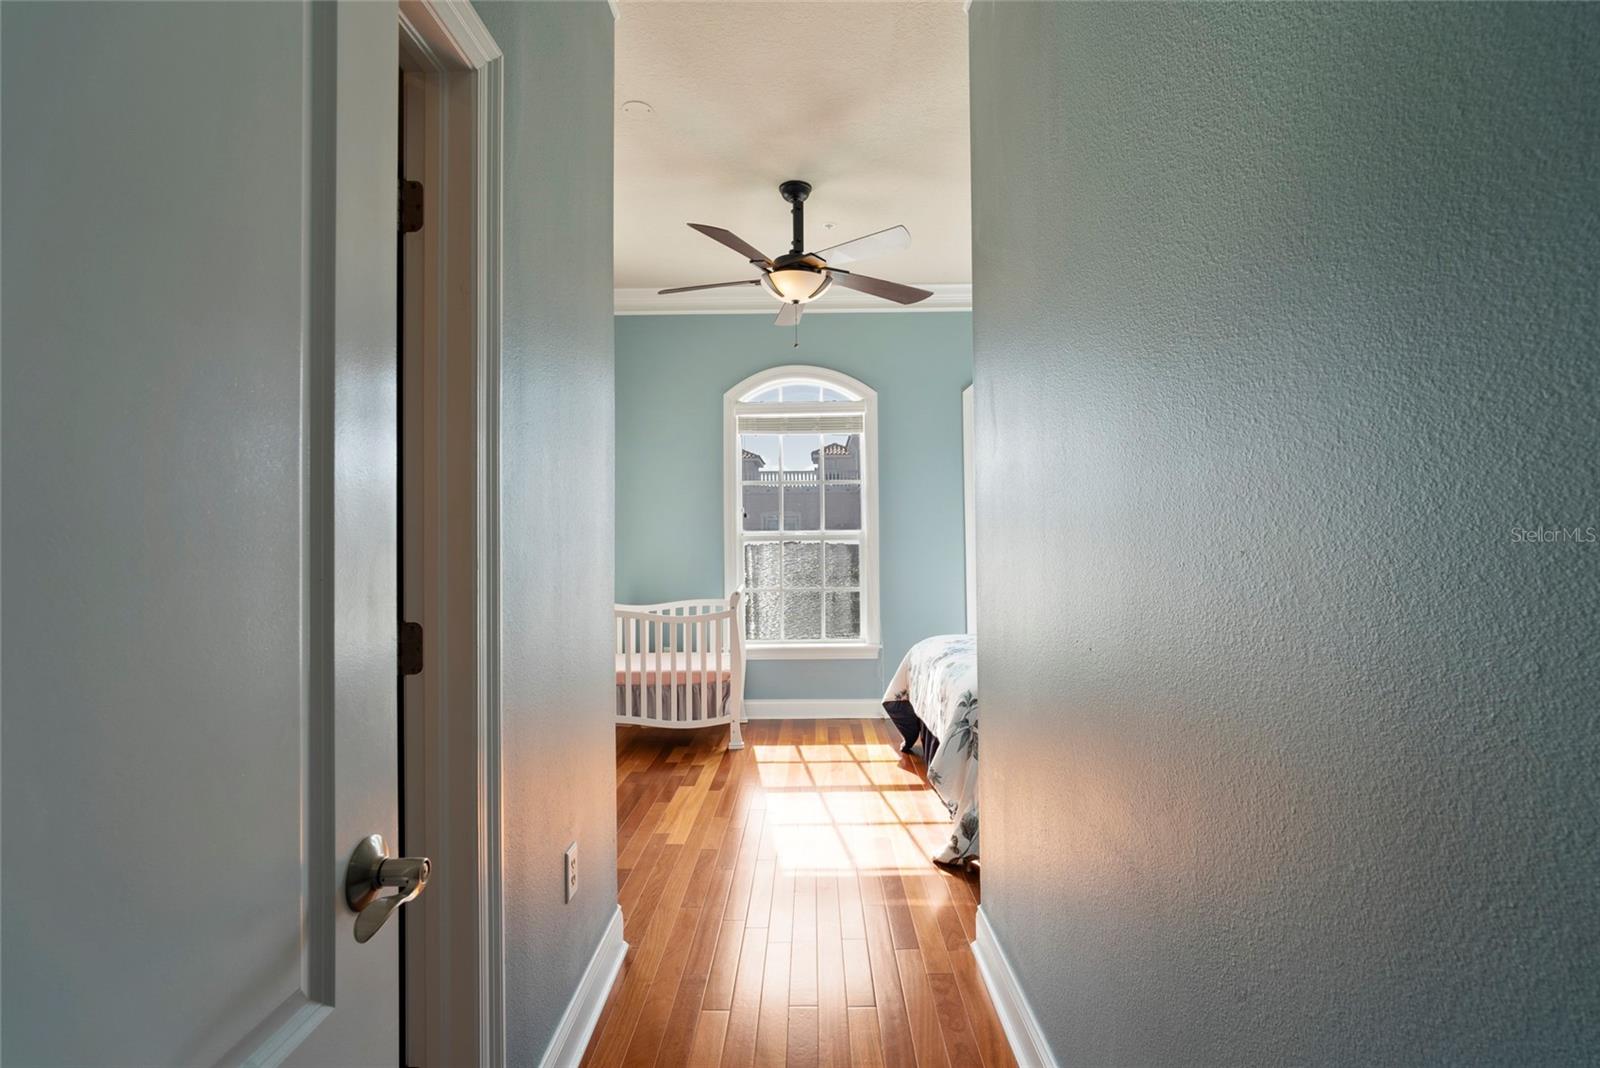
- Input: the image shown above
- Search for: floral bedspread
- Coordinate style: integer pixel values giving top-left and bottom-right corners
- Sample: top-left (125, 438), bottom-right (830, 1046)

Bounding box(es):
top-left (883, 634), bottom-right (978, 865)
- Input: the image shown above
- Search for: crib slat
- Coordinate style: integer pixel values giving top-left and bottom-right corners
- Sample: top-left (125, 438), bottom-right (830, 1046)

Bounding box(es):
top-left (693, 610), bottom-right (703, 723)
top-left (627, 616), bottom-right (638, 720)
top-left (721, 614), bottom-right (729, 722)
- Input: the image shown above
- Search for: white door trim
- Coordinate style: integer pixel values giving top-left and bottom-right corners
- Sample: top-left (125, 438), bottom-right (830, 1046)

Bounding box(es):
top-left (962, 383), bottom-right (976, 634)
top-left (397, 3), bottom-right (506, 1065)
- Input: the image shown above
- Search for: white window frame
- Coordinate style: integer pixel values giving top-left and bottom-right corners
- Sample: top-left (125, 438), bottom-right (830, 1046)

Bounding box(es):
top-left (724, 365), bottom-right (881, 660)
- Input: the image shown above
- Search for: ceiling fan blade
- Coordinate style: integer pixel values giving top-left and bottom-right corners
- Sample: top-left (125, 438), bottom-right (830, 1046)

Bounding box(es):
top-left (687, 223), bottom-right (772, 266)
top-left (657, 279), bottom-right (762, 295)
top-left (824, 269), bottom-right (933, 305)
top-left (813, 224), bottom-right (911, 266)
top-left (774, 301), bottom-right (803, 327)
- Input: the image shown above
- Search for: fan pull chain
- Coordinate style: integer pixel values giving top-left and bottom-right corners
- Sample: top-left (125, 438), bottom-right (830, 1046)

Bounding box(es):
top-left (793, 316), bottom-right (799, 348)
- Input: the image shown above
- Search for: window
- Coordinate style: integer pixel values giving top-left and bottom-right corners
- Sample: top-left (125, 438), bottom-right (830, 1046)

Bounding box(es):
top-left (725, 367), bottom-right (880, 659)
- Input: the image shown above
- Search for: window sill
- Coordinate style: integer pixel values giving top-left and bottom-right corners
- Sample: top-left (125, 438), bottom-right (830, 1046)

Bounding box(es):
top-left (746, 642), bottom-right (882, 661)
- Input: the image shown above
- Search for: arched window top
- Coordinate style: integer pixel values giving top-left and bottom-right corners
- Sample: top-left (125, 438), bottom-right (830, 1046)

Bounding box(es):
top-left (741, 380), bottom-right (858, 404)
top-left (729, 365), bottom-right (873, 406)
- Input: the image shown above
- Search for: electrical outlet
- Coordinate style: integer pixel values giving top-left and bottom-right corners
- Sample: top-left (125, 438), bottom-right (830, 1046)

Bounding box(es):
top-left (564, 841), bottom-right (578, 903)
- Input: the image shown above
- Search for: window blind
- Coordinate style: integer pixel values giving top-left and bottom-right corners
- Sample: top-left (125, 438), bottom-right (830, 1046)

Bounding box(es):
top-left (737, 412), bottom-right (865, 435)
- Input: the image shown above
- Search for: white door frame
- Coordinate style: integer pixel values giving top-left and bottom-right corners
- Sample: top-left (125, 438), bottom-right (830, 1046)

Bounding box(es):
top-left (962, 384), bottom-right (976, 634)
top-left (396, 3), bottom-right (505, 1065)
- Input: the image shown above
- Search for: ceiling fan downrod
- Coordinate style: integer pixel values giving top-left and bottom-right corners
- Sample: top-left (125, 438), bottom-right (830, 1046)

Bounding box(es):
top-left (779, 179), bottom-right (812, 256)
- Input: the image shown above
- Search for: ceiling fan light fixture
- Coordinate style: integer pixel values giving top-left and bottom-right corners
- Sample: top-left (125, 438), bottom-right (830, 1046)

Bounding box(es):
top-left (762, 268), bottom-right (830, 303)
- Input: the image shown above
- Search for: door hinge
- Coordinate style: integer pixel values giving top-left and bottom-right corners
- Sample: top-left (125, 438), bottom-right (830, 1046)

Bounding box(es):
top-left (399, 621), bottom-right (424, 676)
top-left (398, 179), bottom-right (424, 234)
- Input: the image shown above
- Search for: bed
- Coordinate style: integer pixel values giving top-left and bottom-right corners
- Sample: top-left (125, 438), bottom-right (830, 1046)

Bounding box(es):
top-left (882, 634), bottom-right (978, 866)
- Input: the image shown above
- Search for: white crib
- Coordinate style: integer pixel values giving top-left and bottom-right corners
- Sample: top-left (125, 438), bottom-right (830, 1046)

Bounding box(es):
top-left (614, 592), bottom-right (746, 750)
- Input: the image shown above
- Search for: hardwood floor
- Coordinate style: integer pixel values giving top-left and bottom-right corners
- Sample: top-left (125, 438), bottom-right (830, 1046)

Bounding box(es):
top-left (582, 719), bottom-right (1015, 1068)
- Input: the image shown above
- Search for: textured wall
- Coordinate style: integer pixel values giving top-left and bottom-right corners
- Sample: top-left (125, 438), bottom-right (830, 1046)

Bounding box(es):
top-left (970, 3), bottom-right (1599, 1063)
top-left (474, 3), bottom-right (619, 1062)
top-left (615, 312), bottom-right (973, 699)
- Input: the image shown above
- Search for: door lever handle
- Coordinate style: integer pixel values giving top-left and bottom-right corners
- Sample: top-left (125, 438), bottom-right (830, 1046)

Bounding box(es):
top-left (345, 834), bottom-right (430, 944)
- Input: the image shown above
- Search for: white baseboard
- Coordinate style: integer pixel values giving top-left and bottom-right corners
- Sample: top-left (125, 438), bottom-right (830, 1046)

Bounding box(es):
top-left (742, 699), bottom-right (886, 720)
top-left (972, 906), bottom-right (1059, 1068)
top-left (539, 904), bottom-right (627, 1068)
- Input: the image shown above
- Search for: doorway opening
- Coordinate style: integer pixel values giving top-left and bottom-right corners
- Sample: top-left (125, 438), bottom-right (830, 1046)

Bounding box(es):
top-left (599, 3), bottom-right (992, 1061)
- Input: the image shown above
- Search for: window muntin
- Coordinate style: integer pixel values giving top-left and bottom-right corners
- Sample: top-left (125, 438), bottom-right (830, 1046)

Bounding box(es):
top-left (728, 369), bottom-right (875, 649)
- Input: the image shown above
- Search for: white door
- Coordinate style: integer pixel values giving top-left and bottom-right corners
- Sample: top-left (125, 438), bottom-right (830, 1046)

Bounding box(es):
top-left (2, 3), bottom-right (407, 1065)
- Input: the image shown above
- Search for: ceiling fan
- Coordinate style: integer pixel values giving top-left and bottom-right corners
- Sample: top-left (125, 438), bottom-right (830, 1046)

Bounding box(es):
top-left (658, 180), bottom-right (933, 331)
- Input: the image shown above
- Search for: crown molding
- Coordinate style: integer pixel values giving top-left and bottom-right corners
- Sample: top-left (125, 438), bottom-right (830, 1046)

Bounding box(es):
top-left (615, 283), bottom-right (971, 316)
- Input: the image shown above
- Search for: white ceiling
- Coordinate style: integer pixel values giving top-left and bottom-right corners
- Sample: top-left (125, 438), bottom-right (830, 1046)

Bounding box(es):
top-left (614, 1), bottom-right (971, 299)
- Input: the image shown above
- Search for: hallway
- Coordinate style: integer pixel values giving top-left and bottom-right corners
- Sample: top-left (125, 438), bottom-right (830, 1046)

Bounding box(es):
top-left (583, 720), bottom-right (1014, 1067)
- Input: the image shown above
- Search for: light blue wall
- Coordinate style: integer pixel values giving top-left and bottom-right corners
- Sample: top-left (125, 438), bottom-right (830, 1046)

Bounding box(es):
top-left (972, 3), bottom-right (1599, 1063)
top-left (474, 3), bottom-right (618, 1064)
top-left (616, 313), bottom-right (972, 700)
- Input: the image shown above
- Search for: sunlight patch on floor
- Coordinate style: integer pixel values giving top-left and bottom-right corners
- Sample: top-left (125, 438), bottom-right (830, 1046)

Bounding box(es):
top-left (755, 732), bottom-right (949, 876)
top-left (798, 743), bottom-right (853, 762)
top-left (757, 761), bottom-right (814, 788)
top-left (821, 790), bottom-right (900, 825)
top-left (765, 791), bottom-right (830, 825)
top-left (863, 761), bottom-right (924, 786)
top-left (807, 761), bottom-right (872, 787)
